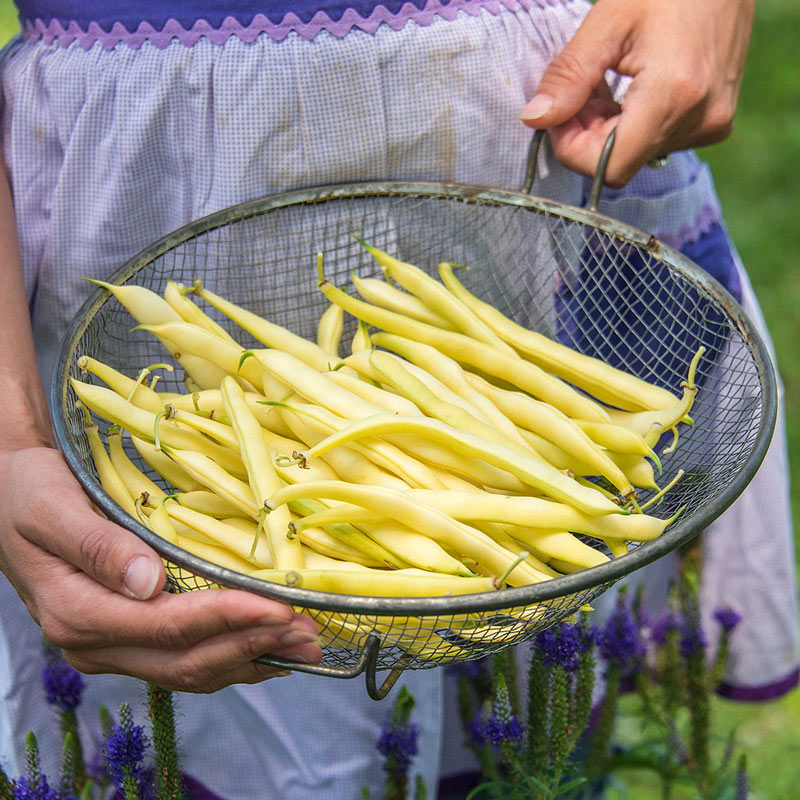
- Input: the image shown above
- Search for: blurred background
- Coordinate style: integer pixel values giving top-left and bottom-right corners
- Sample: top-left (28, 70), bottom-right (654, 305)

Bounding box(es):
top-left (0, 0), bottom-right (797, 796)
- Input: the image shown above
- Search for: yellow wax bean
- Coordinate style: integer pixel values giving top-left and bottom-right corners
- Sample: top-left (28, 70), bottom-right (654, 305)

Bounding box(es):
top-left (175, 535), bottom-right (259, 574)
top-left (574, 419), bottom-right (661, 465)
top-left (83, 279), bottom-right (233, 390)
top-left (289, 514), bottom-right (405, 569)
top-left (438, 262), bottom-right (680, 412)
top-left (134, 322), bottom-right (264, 388)
top-left (371, 332), bottom-right (529, 449)
top-left (162, 389), bottom-right (294, 438)
top-left (317, 277), bottom-right (610, 422)
top-left (167, 406), bottom-right (239, 449)
top-left (194, 282), bottom-right (338, 371)
top-left (398, 489), bottom-right (671, 541)
top-left (386, 433), bottom-right (530, 493)
top-left (316, 302), bottom-right (345, 357)
top-left (608, 452), bottom-right (661, 492)
top-left (164, 280), bottom-right (241, 344)
top-left (176, 490), bottom-right (248, 518)
top-left (280, 413), bottom-right (410, 490)
top-left (253, 349), bottom-right (384, 421)
top-left (130, 435), bottom-right (201, 493)
top-left (347, 349), bottom-right (493, 423)
top-left (172, 353), bottom-right (232, 391)
top-left (84, 423), bottom-right (137, 517)
top-left (503, 526), bottom-right (611, 569)
top-left (78, 356), bottom-right (165, 414)
top-left (517, 428), bottom-right (659, 491)
top-left (164, 501), bottom-right (273, 566)
top-left (221, 377), bottom-right (303, 570)
top-left (470, 520), bottom-right (561, 578)
top-left (446, 619), bottom-right (533, 645)
top-left (249, 567), bottom-right (499, 597)
top-left (145, 502), bottom-right (180, 545)
top-left (462, 372), bottom-right (635, 495)
top-left (368, 349), bottom-right (536, 459)
top-left (84, 278), bottom-right (183, 326)
top-left (267, 481), bottom-right (552, 586)
top-left (325, 370), bottom-right (423, 417)
top-left (70, 380), bottom-right (247, 479)
top-left (296, 414), bottom-right (622, 515)
top-left (277, 400), bottom-right (447, 490)
top-left (312, 612), bottom-right (473, 662)
top-left (299, 550), bottom-right (376, 572)
top-left (356, 241), bottom-right (514, 354)
top-left (286, 503), bottom-right (381, 529)
top-left (601, 538), bottom-right (629, 558)
top-left (350, 319), bottom-right (372, 355)
top-left (167, 518), bottom-right (219, 545)
top-left (291, 511), bottom-right (474, 577)
top-left (350, 273), bottom-right (456, 330)
top-left (163, 447), bottom-right (260, 518)
top-left (107, 429), bottom-right (167, 503)
top-left (605, 347), bottom-right (705, 448)
top-left (355, 520), bottom-right (475, 576)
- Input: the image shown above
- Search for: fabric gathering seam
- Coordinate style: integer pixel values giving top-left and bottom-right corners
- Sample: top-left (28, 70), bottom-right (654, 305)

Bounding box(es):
top-left (20, 0), bottom-right (583, 48)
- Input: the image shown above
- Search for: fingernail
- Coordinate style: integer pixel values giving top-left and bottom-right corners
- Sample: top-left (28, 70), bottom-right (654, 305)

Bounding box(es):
top-left (124, 556), bottom-right (160, 599)
top-left (278, 630), bottom-right (319, 648)
top-left (258, 609), bottom-right (294, 627)
top-left (520, 93), bottom-right (554, 120)
top-left (277, 650), bottom-right (311, 664)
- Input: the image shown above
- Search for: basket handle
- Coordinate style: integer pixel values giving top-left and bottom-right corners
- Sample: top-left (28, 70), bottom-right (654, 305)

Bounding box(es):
top-left (254, 634), bottom-right (406, 701)
top-left (521, 128), bottom-right (617, 213)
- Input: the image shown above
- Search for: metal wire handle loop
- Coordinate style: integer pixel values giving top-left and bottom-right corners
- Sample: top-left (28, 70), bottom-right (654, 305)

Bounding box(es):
top-left (521, 129), bottom-right (547, 194)
top-left (588, 128), bottom-right (616, 212)
top-left (521, 127), bottom-right (616, 212)
top-left (254, 635), bottom-right (404, 700)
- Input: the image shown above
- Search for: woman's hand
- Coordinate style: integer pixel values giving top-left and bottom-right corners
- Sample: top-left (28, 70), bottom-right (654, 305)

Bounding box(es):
top-left (520, 0), bottom-right (755, 186)
top-left (0, 445), bottom-right (321, 693)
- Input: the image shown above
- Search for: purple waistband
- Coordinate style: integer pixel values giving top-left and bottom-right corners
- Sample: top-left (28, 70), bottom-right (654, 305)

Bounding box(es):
top-left (16, 0), bottom-right (568, 47)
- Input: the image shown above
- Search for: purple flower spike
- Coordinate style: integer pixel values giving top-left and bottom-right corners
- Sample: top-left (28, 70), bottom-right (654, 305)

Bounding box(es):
top-left (714, 607), bottom-right (742, 633)
top-left (41, 660), bottom-right (84, 713)
top-left (12, 775), bottom-right (62, 800)
top-left (679, 617), bottom-right (708, 659)
top-left (650, 610), bottom-right (682, 646)
top-left (599, 597), bottom-right (646, 673)
top-left (105, 706), bottom-right (147, 790)
top-left (377, 721), bottom-right (419, 773)
top-left (534, 622), bottom-right (584, 672)
top-left (468, 710), bottom-right (524, 751)
top-left (445, 659), bottom-right (483, 679)
top-left (468, 712), bottom-right (488, 747)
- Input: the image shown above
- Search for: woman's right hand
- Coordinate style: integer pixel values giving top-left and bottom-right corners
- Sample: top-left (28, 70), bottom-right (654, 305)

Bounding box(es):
top-left (0, 443), bottom-right (321, 693)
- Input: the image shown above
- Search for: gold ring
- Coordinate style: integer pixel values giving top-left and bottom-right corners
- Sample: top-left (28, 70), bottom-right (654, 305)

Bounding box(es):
top-left (647, 156), bottom-right (669, 169)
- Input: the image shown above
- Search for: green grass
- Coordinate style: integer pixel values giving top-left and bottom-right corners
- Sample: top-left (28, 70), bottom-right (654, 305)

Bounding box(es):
top-left (0, 3), bottom-right (17, 41)
top-left (701, 0), bottom-right (800, 553)
top-left (0, 2), bottom-right (798, 797)
top-left (616, 688), bottom-right (800, 799)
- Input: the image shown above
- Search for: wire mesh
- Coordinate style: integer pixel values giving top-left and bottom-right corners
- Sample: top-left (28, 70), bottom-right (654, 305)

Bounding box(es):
top-left (52, 182), bottom-right (775, 676)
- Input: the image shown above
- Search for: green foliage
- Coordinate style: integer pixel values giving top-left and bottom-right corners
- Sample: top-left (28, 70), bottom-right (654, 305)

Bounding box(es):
top-left (146, 683), bottom-right (184, 800)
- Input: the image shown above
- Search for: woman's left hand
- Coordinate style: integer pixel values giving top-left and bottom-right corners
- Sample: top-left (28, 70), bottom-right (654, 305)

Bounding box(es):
top-left (520, 0), bottom-right (755, 187)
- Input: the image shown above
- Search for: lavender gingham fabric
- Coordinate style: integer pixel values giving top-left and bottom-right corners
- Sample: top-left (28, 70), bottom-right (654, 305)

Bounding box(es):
top-left (0, 1), bottom-right (796, 796)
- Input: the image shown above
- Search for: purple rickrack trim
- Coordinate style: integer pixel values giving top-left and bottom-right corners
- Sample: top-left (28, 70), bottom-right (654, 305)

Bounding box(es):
top-left (717, 666), bottom-right (800, 703)
top-left (655, 203), bottom-right (721, 251)
top-left (21, 0), bottom-right (576, 48)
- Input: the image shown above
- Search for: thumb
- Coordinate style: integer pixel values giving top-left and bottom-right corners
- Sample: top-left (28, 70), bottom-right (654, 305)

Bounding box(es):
top-left (520, 8), bottom-right (626, 128)
top-left (20, 470), bottom-right (167, 600)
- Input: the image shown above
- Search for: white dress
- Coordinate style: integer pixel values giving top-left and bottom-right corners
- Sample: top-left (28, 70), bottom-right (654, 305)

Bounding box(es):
top-left (0, 1), bottom-right (796, 796)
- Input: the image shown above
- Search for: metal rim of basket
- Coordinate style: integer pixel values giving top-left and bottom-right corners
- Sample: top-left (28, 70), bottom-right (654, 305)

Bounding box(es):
top-left (50, 143), bottom-right (778, 620)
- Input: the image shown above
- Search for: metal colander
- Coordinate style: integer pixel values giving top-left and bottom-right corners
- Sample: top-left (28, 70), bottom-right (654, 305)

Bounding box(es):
top-left (51, 133), bottom-right (776, 698)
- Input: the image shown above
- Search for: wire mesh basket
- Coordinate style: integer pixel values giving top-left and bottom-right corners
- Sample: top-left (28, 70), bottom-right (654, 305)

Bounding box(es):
top-left (51, 133), bottom-right (776, 698)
